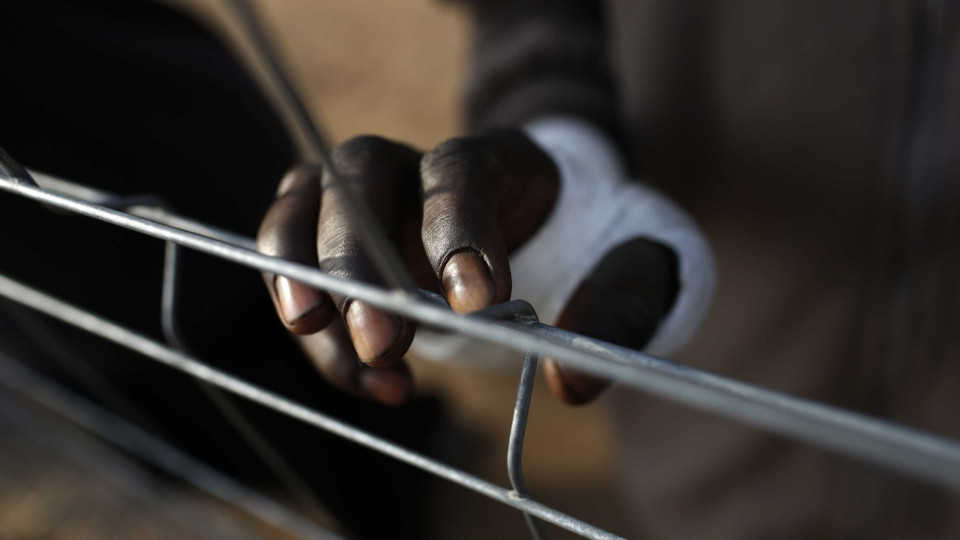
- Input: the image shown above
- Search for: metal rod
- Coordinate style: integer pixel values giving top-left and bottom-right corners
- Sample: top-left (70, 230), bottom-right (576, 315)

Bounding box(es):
top-left (0, 382), bottom-right (243, 540)
top-left (509, 351), bottom-right (548, 540)
top-left (0, 272), bottom-right (621, 540)
top-left (3, 174), bottom-right (960, 493)
top-left (485, 300), bottom-right (549, 539)
top-left (56, 178), bottom-right (338, 528)
top-left (160, 236), bottom-right (335, 526)
top-left (221, 0), bottom-right (415, 292)
top-left (0, 352), bottom-right (343, 540)
top-left (507, 356), bottom-right (537, 495)
top-left (0, 301), bottom-right (159, 431)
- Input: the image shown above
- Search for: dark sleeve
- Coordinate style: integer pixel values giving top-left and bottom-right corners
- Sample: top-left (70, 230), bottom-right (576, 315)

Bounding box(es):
top-left (455, 0), bottom-right (623, 145)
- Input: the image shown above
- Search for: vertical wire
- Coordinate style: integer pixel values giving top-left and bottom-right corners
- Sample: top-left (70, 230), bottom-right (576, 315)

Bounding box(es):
top-left (0, 151), bottom-right (166, 436)
top-left (160, 237), bottom-right (337, 526)
top-left (508, 351), bottom-right (549, 540)
top-left (0, 272), bottom-right (622, 539)
top-left (480, 300), bottom-right (550, 540)
top-left (0, 145), bottom-right (335, 532)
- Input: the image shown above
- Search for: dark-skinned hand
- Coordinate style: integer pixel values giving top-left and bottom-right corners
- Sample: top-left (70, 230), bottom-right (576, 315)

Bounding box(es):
top-left (257, 130), bottom-right (677, 406)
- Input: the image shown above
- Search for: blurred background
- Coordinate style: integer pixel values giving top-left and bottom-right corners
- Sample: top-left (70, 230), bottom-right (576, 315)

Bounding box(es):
top-left (0, 1), bottom-right (632, 538)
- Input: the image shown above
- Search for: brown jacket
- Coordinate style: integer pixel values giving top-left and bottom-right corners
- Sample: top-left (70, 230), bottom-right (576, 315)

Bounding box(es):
top-left (460, 1), bottom-right (960, 538)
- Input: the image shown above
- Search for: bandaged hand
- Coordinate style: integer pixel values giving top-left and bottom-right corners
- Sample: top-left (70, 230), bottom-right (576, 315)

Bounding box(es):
top-left (257, 117), bottom-right (715, 406)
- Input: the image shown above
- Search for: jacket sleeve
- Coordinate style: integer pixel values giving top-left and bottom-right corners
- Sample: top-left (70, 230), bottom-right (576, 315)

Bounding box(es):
top-left (454, 0), bottom-right (622, 146)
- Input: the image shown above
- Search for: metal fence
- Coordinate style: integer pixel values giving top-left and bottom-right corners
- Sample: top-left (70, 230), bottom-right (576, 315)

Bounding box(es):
top-left (1, 1), bottom-right (959, 538)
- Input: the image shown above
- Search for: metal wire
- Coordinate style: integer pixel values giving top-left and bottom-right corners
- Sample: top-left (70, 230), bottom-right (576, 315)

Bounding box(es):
top-left (0, 2), bottom-right (958, 537)
top-left (0, 301), bottom-right (159, 431)
top-left (30, 170), bottom-right (546, 534)
top-left (80, 186), bottom-right (338, 526)
top-left (222, 0), bottom-right (415, 292)
top-left (0, 351), bottom-right (342, 540)
top-left (494, 301), bottom-right (549, 540)
top-left (3, 172), bottom-right (960, 495)
top-left (0, 271), bottom-right (621, 540)
top-left (0, 380), bottom-right (243, 540)
top-left (158, 212), bottom-right (336, 526)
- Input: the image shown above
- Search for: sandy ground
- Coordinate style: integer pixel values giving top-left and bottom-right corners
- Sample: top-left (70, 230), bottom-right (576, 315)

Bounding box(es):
top-left (0, 2), bottom-right (633, 538)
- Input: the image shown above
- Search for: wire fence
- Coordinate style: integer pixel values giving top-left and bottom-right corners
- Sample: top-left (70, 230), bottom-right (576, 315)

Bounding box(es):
top-left (1, 1), bottom-right (960, 538)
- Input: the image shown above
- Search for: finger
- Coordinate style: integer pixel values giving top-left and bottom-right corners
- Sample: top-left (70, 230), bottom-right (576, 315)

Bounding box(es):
top-left (420, 130), bottom-right (558, 313)
top-left (257, 165), bottom-right (334, 335)
top-left (299, 317), bottom-right (413, 406)
top-left (317, 136), bottom-right (422, 366)
top-left (546, 238), bottom-right (679, 405)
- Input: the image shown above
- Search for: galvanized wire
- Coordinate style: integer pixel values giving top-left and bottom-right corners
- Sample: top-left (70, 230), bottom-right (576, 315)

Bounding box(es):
top-left (74, 187), bottom-right (338, 525)
top-left (0, 3), bottom-right (958, 538)
top-left (159, 237), bottom-right (337, 526)
top-left (0, 271), bottom-right (621, 540)
top-left (222, 0), bottom-right (415, 292)
top-left (3, 172), bottom-right (960, 495)
top-left (0, 351), bottom-right (343, 540)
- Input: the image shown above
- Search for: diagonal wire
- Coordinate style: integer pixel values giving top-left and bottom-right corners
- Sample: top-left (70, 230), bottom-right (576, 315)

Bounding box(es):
top-left (0, 138), bottom-right (336, 529)
top-left (0, 385), bottom-right (242, 540)
top-left (0, 3), bottom-right (956, 536)
top-left (222, 0), bottom-right (415, 292)
top-left (5, 172), bottom-right (960, 495)
top-left (29, 178), bottom-right (338, 528)
top-left (2, 171), bottom-right (960, 494)
top-left (0, 271), bottom-right (622, 540)
top-left (0, 350), bottom-right (343, 540)
top-left (0, 301), bottom-right (160, 431)
top-left (160, 237), bottom-right (339, 527)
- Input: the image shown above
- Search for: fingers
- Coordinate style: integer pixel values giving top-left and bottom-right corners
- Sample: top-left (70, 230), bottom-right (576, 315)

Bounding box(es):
top-left (546, 238), bottom-right (679, 405)
top-left (258, 163), bottom-right (414, 406)
top-left (261, 131), bottom-right (562, 405)
top-left (258, 166), bottom-right (334, 335)
top-left (299, 317), bottom-right (413, 406)
top-left (317, 136), bottom-right (423, 366)
top-left (420, 130), bottom-right (558, 313)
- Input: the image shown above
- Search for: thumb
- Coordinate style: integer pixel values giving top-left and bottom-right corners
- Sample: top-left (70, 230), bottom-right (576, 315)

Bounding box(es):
top-left (545, 238), bottom-right (679, 404)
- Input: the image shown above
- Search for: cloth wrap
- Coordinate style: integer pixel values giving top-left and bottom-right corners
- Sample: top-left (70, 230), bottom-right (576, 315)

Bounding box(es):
top-left (411, 116), bottom-right (716, 366)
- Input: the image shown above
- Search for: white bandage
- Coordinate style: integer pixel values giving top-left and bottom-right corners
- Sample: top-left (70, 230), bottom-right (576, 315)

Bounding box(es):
top-left (410, 116), bottom-right (716, 366)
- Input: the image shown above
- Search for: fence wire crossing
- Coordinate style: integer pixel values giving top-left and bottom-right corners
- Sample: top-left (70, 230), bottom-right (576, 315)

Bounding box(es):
top-left (3, 150), bottom-right (960, 540)
top-left (1, 1), bottom-right (960, 538)
top-left (0, 351), bottom-right (342, 540)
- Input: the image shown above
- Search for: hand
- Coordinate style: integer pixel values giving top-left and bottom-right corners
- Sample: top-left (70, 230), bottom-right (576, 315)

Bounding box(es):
top-left (257, 130), bottom-right (678, 405)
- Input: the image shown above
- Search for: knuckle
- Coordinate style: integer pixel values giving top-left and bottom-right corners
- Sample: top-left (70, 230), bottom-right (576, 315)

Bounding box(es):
top-left (316, 223), bottom-right (360, 260)
top-left (326, 136), bottom-right (418, 200)
top-left (420, 208), bottom-right (455, 238)
top-left (332, 135), bottom-right (399, 176)
top-left (421, 135), bottom-right (499, 188)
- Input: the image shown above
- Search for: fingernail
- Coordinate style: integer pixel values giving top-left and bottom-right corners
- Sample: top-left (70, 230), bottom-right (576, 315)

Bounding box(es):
top-left (442, 251), bottom-right (496, 313)
top-left (275, 276), bottom-right (324, 324)
top-left (345, 302), bottom-right (402, 363)
top-left (360, 369), bottom-right (410, 406)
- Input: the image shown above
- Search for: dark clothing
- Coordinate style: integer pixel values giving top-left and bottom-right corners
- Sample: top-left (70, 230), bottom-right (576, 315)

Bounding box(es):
top-left (0, 2), bottom-right (442, 538)
top-left (460, 1), bottom-right (960, 538)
